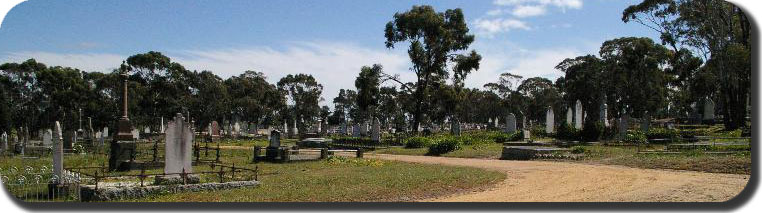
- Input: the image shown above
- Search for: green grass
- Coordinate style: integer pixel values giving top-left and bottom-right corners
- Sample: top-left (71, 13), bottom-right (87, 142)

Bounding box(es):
top-left (1, 146), bottom-right (505, 202)
top-left (126, 157), bottom-right (505, 202)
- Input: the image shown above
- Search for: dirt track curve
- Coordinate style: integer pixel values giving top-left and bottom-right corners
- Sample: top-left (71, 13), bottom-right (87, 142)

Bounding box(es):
top-left (366, 154), bottom-right (749, 202)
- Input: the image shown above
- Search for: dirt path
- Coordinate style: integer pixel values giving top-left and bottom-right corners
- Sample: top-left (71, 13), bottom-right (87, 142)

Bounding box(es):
top-left (366, 154), bottom-right (750, 202)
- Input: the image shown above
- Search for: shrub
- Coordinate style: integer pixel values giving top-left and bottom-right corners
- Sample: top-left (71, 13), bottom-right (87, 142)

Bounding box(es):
top-left (556, 123), bottom-right (581, 141)
top-left (602, 125), bottom-right (617, 140)
top-left (405, 137), bottom-right (434, 148)
top-left (571, 146), bottom-right (586, 154)
top-left (580, 121), bottom-right (604, 142)
top-left (427, 139), bottom-right (462, 156)
top-left (622, 131), bottom-right (647, 144)
top-left (645, 128), bottom-right (679, 141)
top-left (530, 125), bottom-right (546, 138)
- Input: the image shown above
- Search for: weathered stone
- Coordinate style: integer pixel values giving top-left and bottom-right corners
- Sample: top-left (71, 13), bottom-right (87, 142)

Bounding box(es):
top-left (703, 98), bottom-right (715, 121)
top-left (1, 132), bottom-right (7, 152)
top-left (545, 108), bottom-right (554, 134)
top-left (641, 111), bottom-right (650, 132)
top-left (371, 117), bottom-right (381, 142)
top-left (269, 130), bottom-right (281, 148)
top-left (575, 100), bottom-right (583, 129)
top-left (53, 121), bottom-right (64, 182)
top-left (451, 117), bottom-right (461, 136)
top-left (504, 113), bottom-right (517, 133)
top-left (352, 123), bottom-right (361, 137)
top-left (42, 129), bottom-right (52, 146)
top-left (165, 113), bottom-right (194, 174)
top-left (600, 103), bottom-right (609, 126)
top-left (566, 108), bottom-right (573, 125)
top-left (618, 114), bottom-right (629, 140)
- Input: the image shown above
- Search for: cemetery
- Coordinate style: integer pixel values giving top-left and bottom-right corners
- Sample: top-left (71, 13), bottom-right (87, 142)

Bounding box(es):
top-left (0, 0), bottom-right (752, 203)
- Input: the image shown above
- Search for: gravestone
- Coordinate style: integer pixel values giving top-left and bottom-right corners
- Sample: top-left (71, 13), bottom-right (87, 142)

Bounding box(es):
top-left (165, 113), bottom-right (194, 174)
top-left (210, 121), bottom-right (221, 140)
top-left (451, 117), bottom-right (461, 136)
top-left (131, 129), bottom-right (140, 140)
top-left (52, 121), bottom-right (64, 181)
top-left (504, 113), bottom-right (517, 133)
top-left (545, 108), bottom-right (554, 134)
top-left (641, 111), bottom-right (650, 132)
top-left (703, 98), bottom-right (715, 121)
top-left (1, 132), bottom-right (7, 152)
top-left (103, 127), bottom-right (109, 138)
top-left (340, 122), bottom-right (347, 135)
top-left (494, 117), bottom-right (499, 128)
top-left (566, 108), bottom-right (573, 125)
top-left (600, 103), bottom-right (609, 126)
top-left (618, 114), bottom-right (629, 140)
top-left (352, 124), bottom-right (361, 137)
top-left (360, 121), bottom-right (368, 136)
top-left (233, 122), bottom-right (241, 136)
top-left (63, 130), bottom-right (73, 150)
top-left (575, 100), bottom-right (583, 129)
top-left (97, 131), bottom-right (104, 147)
top-left (42, 129), bottom-right (52, 146)
top-left (291, 120), bottom-right (298, 138)
top-left (160, 117), bottom-right (165, 134)
top-left (371, 117), bottom-right (381, 142)
top-left (269, 130), bottom-right (281, 148)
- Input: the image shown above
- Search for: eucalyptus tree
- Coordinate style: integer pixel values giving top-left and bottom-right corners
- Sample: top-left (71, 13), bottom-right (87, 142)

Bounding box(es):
top-left (277, 74), bottom-right (323, 133)
top-left (383, 5), bottom-right (481, 132)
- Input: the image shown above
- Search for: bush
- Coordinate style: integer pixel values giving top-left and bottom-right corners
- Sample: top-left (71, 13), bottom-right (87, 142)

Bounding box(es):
top-left (602, 125), bottom-right (617, 140)
top-left (556, 123), bottom-right (581, 141)
top-left (645, 128), bottom-right (679, 140)
top-left (571, 146), bottom-right (586, 154)
top-left (622, 131), bottom-right (647, 144)
top-left (580, 121), bottom-right (604, 142)
top-left (427, 139), bottom-right (462, 156)
top-left (405, 137), bottom-right (434, 148)
top-left (530, 125), bottom-right (546, 138)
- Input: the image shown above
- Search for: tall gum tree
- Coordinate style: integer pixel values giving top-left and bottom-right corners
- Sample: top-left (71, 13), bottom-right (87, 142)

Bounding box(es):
top-left (383, 5), bottom-right (481, 132)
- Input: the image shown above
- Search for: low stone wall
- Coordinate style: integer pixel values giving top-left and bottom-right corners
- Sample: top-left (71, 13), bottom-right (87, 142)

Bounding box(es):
top-left (80, 180), bottom-right (259, 201)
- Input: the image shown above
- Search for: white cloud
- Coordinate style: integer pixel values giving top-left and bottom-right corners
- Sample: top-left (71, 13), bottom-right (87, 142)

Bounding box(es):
top-left (473, 18), bottom-right (530, 37)
top-left (0, 42), bottom-right (413, 106)
top-left (512, 5), bottom-right (547, 17)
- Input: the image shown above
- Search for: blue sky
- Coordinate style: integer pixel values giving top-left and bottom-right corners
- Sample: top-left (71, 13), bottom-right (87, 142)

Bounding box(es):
top-left (0, 0), bottom-right (660, 104)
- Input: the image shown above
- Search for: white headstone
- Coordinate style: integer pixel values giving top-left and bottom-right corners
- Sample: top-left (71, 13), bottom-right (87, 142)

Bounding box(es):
top-left (575, 100), bottom-right (583, 129)
top-left (545, 108), bottom-right (554, 134)
top-left (504, 113), bottom-right (517, 133)
top-left (144, 126), bottom-right (151, 134)
top-left (43, 129), bottom-right (52, 146)
top-left (1, 132), bottom-right (7, 152)
top-left (566, 108), bottom-right (573, 125)
top-left (103, 127), bottom-right (109, 138)
top-left (131, 129), bottom-right (139, 140)
top-left (371, 117), bottom-right (381, 142)
top-left (165, 113), bottom-right (193, 174)
top-left (291, 120), bottom-right (299, 136)
top-left (53, 121), bottom-right (64, 182)
top-left (160, 117), bottom-right (165, 133)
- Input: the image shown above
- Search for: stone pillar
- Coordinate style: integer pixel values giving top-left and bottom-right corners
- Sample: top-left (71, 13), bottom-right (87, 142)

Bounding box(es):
top-left (574, 100), bottom-right (583, 129)
top-left (165, 113), bottom-right (194, 174)
top-left (545, 108), bottom-right (554, 134)
top-left (352, 123), bottom-right (361, 137)
top-left (600, 103), bottom-right (609, 127)
top-left (53, 121), bottom-right (63, 182)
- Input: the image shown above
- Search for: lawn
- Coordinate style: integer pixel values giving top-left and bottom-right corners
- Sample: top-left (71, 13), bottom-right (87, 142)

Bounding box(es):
top-left (369, 130), bottom-right (751, 175)
top-left (1, 146), bottom-right (506, 202)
